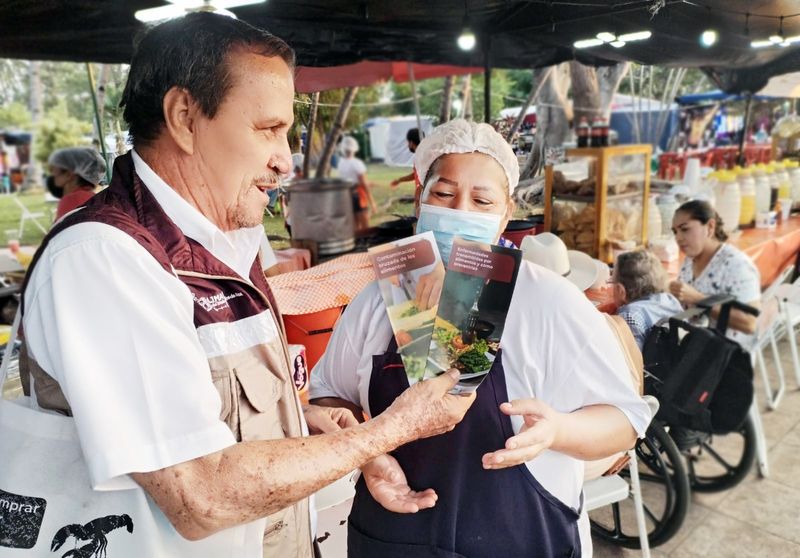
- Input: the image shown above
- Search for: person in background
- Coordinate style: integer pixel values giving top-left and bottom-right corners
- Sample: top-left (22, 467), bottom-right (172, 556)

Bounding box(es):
top-left (311, 119), bottom-right (650, 557)
top-left (337, 135), bottom-right (376, 231)
top-left (46, 147), bottom-right (106, 220)
top-left (390, 127), bottom-right (421, 188)
top-left (612, 250), bottom-right (683, 350)
top-left (669, 199), bottom-right (761, 346)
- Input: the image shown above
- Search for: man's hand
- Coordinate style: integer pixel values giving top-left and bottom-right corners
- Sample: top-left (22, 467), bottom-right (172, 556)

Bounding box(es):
top-left (384, 370), bottom-right (476, 444)
top-left (303, 405), bottom-right (359, 434)
top-left (390, 179), bottom-right (400, 188)
top-left (668, 280), bottom-right (704, 306)
top-left (482, 399), bottom-right (562, 469)
top-left (414, 264), bottom-right (445, 311)
top-left (362, 454), bottom-right (437, 513)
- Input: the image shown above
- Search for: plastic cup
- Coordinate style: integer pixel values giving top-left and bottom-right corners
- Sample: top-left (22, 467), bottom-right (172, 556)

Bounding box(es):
top-left (779, 198), bottom-right (792, 221)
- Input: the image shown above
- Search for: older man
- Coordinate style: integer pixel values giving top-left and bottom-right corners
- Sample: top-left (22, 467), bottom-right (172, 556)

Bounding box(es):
top-left (20, 13), bottom-right (473, 557)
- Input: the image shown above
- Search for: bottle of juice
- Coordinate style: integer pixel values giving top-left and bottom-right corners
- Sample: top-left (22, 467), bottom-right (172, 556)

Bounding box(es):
top-left (736, 167), bottom-right (756, 227)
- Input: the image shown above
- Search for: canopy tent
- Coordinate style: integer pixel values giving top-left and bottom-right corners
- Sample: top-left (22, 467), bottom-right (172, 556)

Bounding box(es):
top-left (676, 90), bottom-right (776, 105)
top-left (3, 1), bottom-right (800, 94)
top-left (758, 72), bottom-right (800, 99)
top-left (295, 61), bottom-right (480, 93)
top-left (364, 116), bottom-right (434, 165)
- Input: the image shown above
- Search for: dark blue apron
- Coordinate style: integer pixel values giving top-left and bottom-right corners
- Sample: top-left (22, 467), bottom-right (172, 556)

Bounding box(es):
top-left (347, 338), bottom-right (582, 557)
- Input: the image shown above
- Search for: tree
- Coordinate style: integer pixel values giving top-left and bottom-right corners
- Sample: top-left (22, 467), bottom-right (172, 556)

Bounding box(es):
top-left (0, 102), bottom-right (32, 129)
top-left (34, 99), bottom-right (92, 164)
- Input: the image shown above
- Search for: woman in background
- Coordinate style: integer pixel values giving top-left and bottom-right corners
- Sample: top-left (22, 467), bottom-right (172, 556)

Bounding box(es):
top-left (47, 147), bottom-right (106, 221)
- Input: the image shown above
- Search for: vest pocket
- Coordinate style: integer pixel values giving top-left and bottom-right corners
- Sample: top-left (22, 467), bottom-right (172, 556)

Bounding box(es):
top-left (234, 355), bottom-right (285, 441)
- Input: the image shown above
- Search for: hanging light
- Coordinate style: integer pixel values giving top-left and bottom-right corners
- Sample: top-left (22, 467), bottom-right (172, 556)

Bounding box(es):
top-left (135, 0), bottom-right (265, 23)
top-left (700, 30), bottom-right (718, 47)
top-left (573, 29), bottom-right (651, 49)
top-left (574, 38), bottom-right (604, 49)
top-left (618, 31), bottom-right (652, 42)
top-left (457, 28), bottom-right (477, 51)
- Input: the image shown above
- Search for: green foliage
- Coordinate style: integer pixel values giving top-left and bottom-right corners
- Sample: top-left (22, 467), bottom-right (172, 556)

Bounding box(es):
top-left (0, 102), bottom-right (32, 130)
top-left (34, 99), bottom-right (92, 163)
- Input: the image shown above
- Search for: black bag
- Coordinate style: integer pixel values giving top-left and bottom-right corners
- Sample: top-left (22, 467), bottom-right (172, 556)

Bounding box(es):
top-left (642, 296), bottom-right (755, 434)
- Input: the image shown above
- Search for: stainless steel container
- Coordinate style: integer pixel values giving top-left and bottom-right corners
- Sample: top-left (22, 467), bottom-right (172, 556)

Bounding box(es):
top-left (286, 179), bottom-right (355, 255)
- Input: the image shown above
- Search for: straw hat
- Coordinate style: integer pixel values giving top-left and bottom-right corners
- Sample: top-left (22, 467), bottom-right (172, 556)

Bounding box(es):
top-left (520, 233), bottom-right (599, 291)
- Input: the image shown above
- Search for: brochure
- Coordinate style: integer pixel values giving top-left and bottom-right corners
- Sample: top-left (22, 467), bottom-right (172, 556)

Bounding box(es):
top-left (424, 238), bottom-right (522, 394)
top-left (368, 231), bottom-right (444, 383)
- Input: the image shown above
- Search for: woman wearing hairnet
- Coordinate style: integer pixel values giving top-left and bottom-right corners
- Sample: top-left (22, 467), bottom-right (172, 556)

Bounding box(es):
top-left (47, 147), bottom-right (106, 220)
top-left (311, 120), bottom-right (651, 557)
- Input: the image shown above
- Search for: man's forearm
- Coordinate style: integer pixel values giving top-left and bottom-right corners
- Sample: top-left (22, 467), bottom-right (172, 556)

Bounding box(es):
top-left (551, 405), bottom-right (638, 461)
top-left (133, 412), bottom-right (404, 540)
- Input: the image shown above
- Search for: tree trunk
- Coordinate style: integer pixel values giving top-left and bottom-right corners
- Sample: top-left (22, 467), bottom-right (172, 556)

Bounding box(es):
top-left (439, 75), bottom-right (455, 123)
top-left (461, 75), bottom-right (473, 121)
top-left (316, 86), bottom-right (359, 178)
top-left (521, 63), bottom-right (571, 180)
top-left (506, 67), bottom-right (552, 141)
top-left (96, 63), bottom-right (111, 128)
top-left (303, 91), bottom-right (319, 178)
top-left (28, 61), bottom-right (42, 124)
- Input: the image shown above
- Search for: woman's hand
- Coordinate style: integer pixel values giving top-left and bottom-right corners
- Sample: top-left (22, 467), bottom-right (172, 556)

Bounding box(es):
top-left (482, 399), bottom-right (563, 469)
top-left (303, 405), bottom-right (359, 435)
top-left (362, 454), bottom-right (438, 513)
top-left (668, 280), bottom-right (705, 306)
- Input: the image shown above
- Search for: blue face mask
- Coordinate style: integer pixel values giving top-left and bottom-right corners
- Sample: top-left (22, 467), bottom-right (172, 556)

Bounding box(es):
top-left (415, 203), bottom-right (503, 264)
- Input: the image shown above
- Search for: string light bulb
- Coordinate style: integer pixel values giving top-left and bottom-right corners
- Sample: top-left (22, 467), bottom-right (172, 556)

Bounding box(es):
top-left (457, 28), bottom-right (476, 51)
top-left (700, 30), bottom-right (717, 47)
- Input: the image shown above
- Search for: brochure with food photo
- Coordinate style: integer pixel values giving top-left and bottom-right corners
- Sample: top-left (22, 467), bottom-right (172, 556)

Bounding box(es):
top-left (424, 237), bottom-right (522, 394)
top-left (368, 231), bottom-right (444, 383)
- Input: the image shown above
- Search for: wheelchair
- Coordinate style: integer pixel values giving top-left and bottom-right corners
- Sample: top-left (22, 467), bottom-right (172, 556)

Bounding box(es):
top-left (590, 294), bottom-right (759, 549)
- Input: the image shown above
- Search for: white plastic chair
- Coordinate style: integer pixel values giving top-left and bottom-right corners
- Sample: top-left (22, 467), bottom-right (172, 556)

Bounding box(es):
top-left (775, 271), bottom-right (800, 388)
top-left (749, 265), bottom-right (795, 411)
top-left (584, 395), bottom-right (659, 558)
top-left (13, 196), bottom-right (48, 238)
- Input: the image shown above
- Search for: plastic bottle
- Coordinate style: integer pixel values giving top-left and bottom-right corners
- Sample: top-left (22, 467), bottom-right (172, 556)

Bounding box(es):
top-left (737, 167), bottom-right (757, 227)
top-left (577, 117), bottom-right (590, 148)
top-left (774, 162), bottom-right (792, 200)
top-left (785, 160), bottom-right (800, 209)
top-left (753, 165), bottom-right (772, 214)
top-left (713, 170), bottom-right (741, 234)
top-left (766, 163), bottom-right (780, 209)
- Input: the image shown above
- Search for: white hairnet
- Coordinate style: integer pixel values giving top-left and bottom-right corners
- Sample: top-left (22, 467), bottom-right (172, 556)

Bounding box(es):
top-left (48, 147), bottom-right (106, 185)
top-left (413, 119), bottom-right (519, 195)
top-left (340, 136), bottom-right (359, 154)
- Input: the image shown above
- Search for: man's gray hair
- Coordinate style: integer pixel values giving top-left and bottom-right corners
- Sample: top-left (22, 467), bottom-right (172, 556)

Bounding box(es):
top-left (614, 250), bottom-right (668, 302)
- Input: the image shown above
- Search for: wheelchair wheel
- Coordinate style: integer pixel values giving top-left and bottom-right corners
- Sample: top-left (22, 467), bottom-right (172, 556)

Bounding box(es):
top-left (590, 422), bottom-right (690, 548)
top-left (684, 414), bottom-right (757, 493)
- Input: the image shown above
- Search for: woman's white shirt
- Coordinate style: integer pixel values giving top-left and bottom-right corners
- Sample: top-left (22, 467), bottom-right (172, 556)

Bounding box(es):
top-left (678, 243), bottom-right (761, 346)
top-left (310, 261), bottom-right (652, 554)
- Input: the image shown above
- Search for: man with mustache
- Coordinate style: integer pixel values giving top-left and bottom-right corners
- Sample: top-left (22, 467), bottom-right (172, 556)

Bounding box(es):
top-left (18, 12), bottom-right (475, 557)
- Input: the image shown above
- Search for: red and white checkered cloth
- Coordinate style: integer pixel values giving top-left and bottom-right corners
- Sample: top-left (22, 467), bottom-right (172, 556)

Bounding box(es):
top-left (267, 253), bottom-right (376, 315)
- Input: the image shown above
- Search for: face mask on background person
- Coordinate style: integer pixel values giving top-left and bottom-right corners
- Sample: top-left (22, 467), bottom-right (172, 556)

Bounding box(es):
top-left (415, 203), bottom-right (502, 264)
top-left (46, 175), bottom-right (64, 199)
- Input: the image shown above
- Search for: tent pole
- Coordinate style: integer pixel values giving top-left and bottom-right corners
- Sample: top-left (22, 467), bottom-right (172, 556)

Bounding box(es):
top-left (86, 63), bottom-right (110, 183)
top-left (407, 63), bottom-right (423, 135)
top-left (483, 35), bottom-right (492, 124)
top-left (738, 93), bottom-right (753, 166)
top-left (304, 91), bottom-right (319, 178)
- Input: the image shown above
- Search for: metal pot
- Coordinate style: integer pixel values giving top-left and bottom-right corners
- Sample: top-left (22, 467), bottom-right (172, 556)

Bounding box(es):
top-left (286, 178), bottom-right (356, 255)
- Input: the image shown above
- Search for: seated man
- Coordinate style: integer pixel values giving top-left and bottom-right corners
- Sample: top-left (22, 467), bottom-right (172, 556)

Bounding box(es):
top-left (612, 250), bottom-right (683, 350)
top-left (311, 119), bottom-right (651, 557)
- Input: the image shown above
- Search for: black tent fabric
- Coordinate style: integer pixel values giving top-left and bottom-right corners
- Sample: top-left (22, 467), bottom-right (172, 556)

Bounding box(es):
top-left (1, 0), bottom-right (800, 93)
